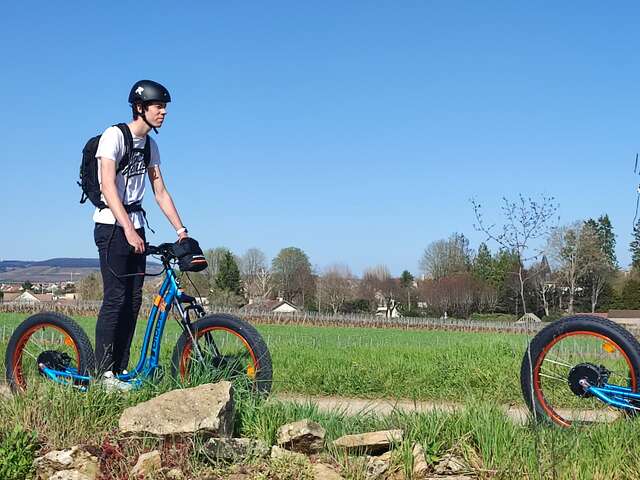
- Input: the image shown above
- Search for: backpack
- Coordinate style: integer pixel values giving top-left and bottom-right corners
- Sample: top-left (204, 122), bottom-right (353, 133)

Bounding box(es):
top-left (78, 123), bottom-right (151, 210)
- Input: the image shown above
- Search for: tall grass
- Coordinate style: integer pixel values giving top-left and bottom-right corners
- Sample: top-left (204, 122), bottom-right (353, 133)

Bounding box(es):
top-left (1, 353), bottom-right (640, 478)
top-left (1, 312), bottom-right (534, 404)
top-left (236, 396), bottom-right (640, 479)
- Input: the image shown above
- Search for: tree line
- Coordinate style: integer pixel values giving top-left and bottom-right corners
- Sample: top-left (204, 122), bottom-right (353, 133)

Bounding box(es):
top-left (74, 195), bottom-right (640, 319)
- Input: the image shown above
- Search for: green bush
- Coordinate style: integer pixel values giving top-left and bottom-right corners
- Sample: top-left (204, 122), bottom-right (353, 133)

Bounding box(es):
top-left (0, 426), bottom-right (38, 480)
top-left (542, 310), bottom-right (565, 322)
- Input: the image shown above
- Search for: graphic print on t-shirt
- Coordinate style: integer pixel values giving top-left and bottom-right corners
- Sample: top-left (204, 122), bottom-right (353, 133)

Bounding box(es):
top-left (121, 149), bottom-right (147, 178)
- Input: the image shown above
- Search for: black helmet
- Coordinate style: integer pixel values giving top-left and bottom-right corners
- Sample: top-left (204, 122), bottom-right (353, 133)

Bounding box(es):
top-left (128, 80), bottom-right (171, 105)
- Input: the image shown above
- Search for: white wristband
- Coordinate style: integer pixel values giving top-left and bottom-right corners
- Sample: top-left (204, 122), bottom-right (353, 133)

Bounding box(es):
top-left (176, 227), bottom-right (187, 235)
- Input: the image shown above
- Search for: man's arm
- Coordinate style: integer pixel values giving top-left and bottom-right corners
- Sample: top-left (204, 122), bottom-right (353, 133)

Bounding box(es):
top-left (148, 165), bottom-right (189, 241)
top-left (100, 158), bottom-right (146, 253)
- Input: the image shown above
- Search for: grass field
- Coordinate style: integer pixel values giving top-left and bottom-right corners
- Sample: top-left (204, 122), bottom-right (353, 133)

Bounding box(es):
top-left (4, 312), bottom-right (640, 478)
top-left (0, 311), bottom-right (529, 404)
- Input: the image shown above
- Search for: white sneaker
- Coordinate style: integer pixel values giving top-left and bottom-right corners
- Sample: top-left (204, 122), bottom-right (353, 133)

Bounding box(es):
top-left (100, 371), bottom-right (133, 392)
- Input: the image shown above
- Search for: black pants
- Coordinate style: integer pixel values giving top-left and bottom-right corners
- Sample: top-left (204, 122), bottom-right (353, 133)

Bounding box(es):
top-left (94, 223), bottom-right (146, 374)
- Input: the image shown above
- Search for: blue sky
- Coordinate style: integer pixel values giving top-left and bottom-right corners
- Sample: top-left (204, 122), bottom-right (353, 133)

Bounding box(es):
top-left (1, 2), bottom-right (639, 275)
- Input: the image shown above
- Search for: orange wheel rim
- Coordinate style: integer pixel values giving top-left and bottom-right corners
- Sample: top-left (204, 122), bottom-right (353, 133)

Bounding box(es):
top-left (179, 326), bottom-right (259, 382)
top-left (11, 324), bottom-right (80, 391)
top-left (532, 330), bottom-right (636, 427)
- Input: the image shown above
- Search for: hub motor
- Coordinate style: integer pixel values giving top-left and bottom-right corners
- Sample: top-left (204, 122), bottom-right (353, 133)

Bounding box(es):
top-left (567, 363), bottom-right (610, 397)
top-left (36, 350), bottom-right (73, 375)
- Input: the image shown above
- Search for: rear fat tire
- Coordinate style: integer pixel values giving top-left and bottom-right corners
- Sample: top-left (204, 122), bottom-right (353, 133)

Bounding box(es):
top-left (5, 312), bottom-right (96, 392)
top-left (521, 315), bottom-right (640, 425)
top-left (171, 313), bottom-right (272, 395)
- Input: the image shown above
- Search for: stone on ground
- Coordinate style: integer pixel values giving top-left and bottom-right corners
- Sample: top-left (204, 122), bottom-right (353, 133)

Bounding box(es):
top-left (277, 419), bottom-right (325, 453)
top-left (333, 429), bottom-right (403, 454)
top-left (119, 382), bottom-right (234, 437)
top-left (131, 450), bottom-right (162, 478)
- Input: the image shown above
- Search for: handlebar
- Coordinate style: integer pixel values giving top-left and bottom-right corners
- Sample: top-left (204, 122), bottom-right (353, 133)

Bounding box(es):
top-left (129, 242), bottom-right (175, 257)
top-left (144, 242), bottom-right (175, 257)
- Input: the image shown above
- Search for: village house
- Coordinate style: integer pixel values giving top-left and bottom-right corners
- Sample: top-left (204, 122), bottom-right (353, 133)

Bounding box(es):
top-left (2, 291), bottom-right (54, 303)
top-left (240, 298), bottom-right (300, 313)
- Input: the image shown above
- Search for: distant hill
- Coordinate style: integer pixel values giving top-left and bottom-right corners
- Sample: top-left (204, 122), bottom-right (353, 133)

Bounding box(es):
top-left (0, 258), bottom-right (100, 270)
top-left (0, 258), bottom-right (162, 283)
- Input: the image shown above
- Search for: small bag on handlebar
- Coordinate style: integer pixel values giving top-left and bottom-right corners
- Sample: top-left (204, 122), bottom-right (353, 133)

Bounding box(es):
top-left (172, 238), bottom-right (208, 272)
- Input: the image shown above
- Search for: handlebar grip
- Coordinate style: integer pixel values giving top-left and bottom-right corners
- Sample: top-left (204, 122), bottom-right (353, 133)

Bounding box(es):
top-left (145, 243), bottom-right (160, 255)
top-left (128, 243), bottom-right (153, 255)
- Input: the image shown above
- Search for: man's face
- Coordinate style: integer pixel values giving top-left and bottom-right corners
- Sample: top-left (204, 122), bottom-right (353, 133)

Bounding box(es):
top-left (142, 102), bottom-right (167, 127)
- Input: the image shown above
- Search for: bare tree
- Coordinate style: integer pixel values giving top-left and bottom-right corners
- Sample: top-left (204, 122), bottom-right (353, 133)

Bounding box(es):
top-left (76, 272), bottom-right (103, 301)
top-left (478, 283), bottom-right (499, 313)
top-left (360, 265), bottom-right (399, 317)
top-left (420, 233), bottom-right (472, 280)
top-left (529, 256), bottom-right (553, 316)
top-left (272, 247), bottom-right (315, 307)
top-left (239, 248), bottom-right (272, 300)
top-left (317, 264), bottom-right (355, 313)
top-left (581, 218), bottom-right (617, 312)
top-left (547, 222), bottom-right (602, 314)
top-left (204, 247), bottom-right (230, 291)
top-left (417, 273), bottom-right (491, 318)
top-left (253, 267), bottom-right (273, 299)
top-left (588, 260), bottom-right (614, 313)
top-left (472, 195), bottom-right (559, 314)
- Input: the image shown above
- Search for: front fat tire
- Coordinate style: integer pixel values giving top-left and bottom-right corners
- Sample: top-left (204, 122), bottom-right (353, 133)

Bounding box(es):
top-left (5, 312), bottom-right (96, 392)
top-left (171, 313), bottom-right (273, 395)
top-left (521, 315), bottom-right (640, 426)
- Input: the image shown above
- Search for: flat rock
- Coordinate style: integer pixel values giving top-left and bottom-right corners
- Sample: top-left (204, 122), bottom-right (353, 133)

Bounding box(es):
top-left (119, 382), bottom-right (234, 437)
top-left (277, 419), bottom-right (325, 454)
top-left (202, 437), bottom-right (270, 462)
top-left (333, 429), bottom-right (403, 454)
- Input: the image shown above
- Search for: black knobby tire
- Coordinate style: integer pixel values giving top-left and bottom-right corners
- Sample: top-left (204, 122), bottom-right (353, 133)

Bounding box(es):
top-left (5, 312), bottom-right (96, 392)
top-left (171, 313), bottom-right (272, 395)
top-left (521, 315), bottom-right (640, 426)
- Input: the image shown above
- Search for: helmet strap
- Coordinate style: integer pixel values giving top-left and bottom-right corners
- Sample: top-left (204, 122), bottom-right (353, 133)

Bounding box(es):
top-left (140, 110), bottom-right (159, 134)
top-left (136, 103), bottom-right (159, 134)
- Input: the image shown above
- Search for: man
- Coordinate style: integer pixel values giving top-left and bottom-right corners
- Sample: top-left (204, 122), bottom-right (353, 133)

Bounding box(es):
top-left (93, 79), bottom-right (188, 390)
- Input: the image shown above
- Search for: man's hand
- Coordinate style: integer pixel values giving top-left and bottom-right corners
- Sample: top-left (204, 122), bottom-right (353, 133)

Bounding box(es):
top-left (178, 231), bottom-right (189, 242)
top-left (125, 227), bottom-right (146, 254)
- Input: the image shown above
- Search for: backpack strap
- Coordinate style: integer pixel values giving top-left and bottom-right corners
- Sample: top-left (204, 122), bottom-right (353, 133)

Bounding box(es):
top-left (114, 123), bottom-right (134, 174)
top-left (143, 135), bottom-right (151, 168)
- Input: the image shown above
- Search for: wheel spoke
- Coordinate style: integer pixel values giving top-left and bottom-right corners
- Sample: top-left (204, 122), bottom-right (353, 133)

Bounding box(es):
top-left (527, 327), bottom-right (638, 427)
top-left (177, 321), bottom-right (269, 394)
top-left (543, 357), bottom-right (574, 369)
top-left (539, 371), bottom-right (567, 383)
top-left (8, 320), bottom-right (87, 391)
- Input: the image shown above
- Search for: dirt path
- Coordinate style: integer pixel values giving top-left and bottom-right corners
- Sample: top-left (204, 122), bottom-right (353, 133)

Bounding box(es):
top-left (273, 393), bottom-right (532, 424)
top-left (272, 393), bottom-right (625, 425)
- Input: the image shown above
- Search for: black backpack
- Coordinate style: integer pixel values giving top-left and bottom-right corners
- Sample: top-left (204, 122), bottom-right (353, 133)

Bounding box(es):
top-left (78, 123), bottom-right (151, 210)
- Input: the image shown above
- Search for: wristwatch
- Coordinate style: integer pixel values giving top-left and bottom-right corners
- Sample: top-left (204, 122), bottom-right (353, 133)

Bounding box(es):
top-left (176, 226), bottom-right (188, 235)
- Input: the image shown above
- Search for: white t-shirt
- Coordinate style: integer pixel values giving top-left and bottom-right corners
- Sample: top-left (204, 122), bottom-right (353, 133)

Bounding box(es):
top-left (92, 126), bottom-right (161, 228)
